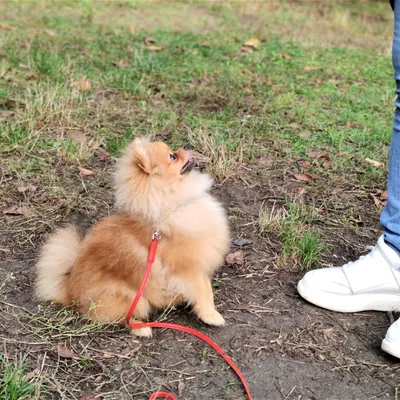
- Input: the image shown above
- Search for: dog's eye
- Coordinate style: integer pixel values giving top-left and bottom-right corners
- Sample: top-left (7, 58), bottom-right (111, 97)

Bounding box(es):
top-left (169, 153), bottom-right (177, 162)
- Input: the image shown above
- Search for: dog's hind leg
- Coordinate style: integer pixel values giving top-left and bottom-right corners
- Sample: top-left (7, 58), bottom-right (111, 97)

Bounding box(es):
top-left (82, 283), bottom-right (153, 337)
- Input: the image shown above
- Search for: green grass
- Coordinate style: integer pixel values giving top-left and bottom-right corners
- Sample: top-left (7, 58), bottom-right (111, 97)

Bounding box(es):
top-left (0, 356), bottom-right (44, 400)
top-left (0, 0), bottom-right (393, 260)
top-left (259, 199), bottom-right (324, 270)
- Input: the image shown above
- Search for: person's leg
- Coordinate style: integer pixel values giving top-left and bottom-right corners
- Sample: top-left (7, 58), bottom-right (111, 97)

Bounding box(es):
top-left (297, 1), bottom-right (400, 314)
top-left (381, 0), bottom-right (400, 256)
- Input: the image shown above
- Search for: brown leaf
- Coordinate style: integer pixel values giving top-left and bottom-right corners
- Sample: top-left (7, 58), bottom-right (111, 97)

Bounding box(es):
top-left (178, 381), bottom-right (186, 397)
top-left (79, 394), bottom-right (102, 400)
top-left (364, 158), bottom-right (384, 168)
top-left (306, 149), bottom-right (329, 159)
top-left (322, 160), bottom-right (332, 169)
top-left (242, 37), bottom-right (259, 49)
top-left (242, 68), bottom-right (253, 76)
top-left (0, 23), bottom-right (14, 30)
top-left (380, 189), bottom-right (388, 200)
top-left (128, 25), bottom-right (135, 34)
top-left (345, 121), bottom-right (351, 128)
top-left (279, 53), bottom-right (292, 60)
top-left (371, 194), bottom-right (381, 209)
top-left (44, 29), bottom-right (56, 37)
top-left (25, 368), bottom-right (41, 381)
top-left (55, 345), bottom-right (80, 359)
top-left (225, 251), bottom-right (244, 265)
top-left (294, 173), bottom-right (315, 182)
top-left (98, 50), bottom-right (106, 57)
top-left (147, 45), bottom-right (163, 51)
top-left (297, 160), bottom-right (311, 168)
top-left (259, 156), bottom-right (275, 166)
top-left (71, 79), bottom-right (92, 92)
top-left (299, 130), bottom-right (312, 139)
top-left (98, 150), bottom-right (110, 161)
top-left (79, 167), bottom-right (94, 176)
top-left (3, 205), bottom-right (29, 215)
top-left (89, 137), bottom-right (104, 149)
top-left (25, 71), bottom-right (39, 80)
top-left (69, 131), bottom-right (87, 146)
top-left (144, 37), bottom-right (156, 45)
top-left (116, 59), bottom-right (128, 68)
top-left (304, 65), bottom-right (317, 71)
top-left (17, 184), bottom-right (37, 193)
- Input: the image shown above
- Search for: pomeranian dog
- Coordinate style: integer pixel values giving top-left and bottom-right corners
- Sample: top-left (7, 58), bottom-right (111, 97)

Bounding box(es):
top-left (35, 137), bottom-right (230, 337)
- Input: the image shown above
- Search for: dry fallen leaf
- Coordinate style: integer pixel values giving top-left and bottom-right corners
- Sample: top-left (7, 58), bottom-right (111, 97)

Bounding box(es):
top-left (279, 52), bottom-right (292, 60)
top-left (24, 368), bottom-right (41, 381)
top-left (225, 251), bottom-right (244, 265)
top-left (71, 79), bottom-right (92, 92)
top-left (79, 394), bottom-right (101, 400)
top-left (89, 137), bottom-right (105, 149)
top-left (55, 345), bottom-right (80, 359)
top-left (17, 184), bottom-right (37, 193)
top-left (380, 189), bottom-right (388, 200)
top-left (147, 45), bottom-right (163, 51)
top-left (178, 381), bottom-right (186, 397)
top-left (242, 37), bottom-right (259, 49)
top-left (322, 160), bottom-right (332, 169)
top-left (297, 160), bottom-right (311, 168)
top-left (299, 130), bottom-right (312, 139)
top-left (294, 173), bottom-right (315, 183)
top-left (98, 50), bottom-right (106, 57)
top-left (232, 238), bottom-right (252, 246)
top-left (0, 23), bottom-right (14, 30)
top-left (345, 121), bottom-right (352, 128)
top-left (98, 150), bottom-right (110, 161)
top-left (371, 194), bottom-right (381, 208)
top-left (144, 37), bottom-right (156, 45)
top-left (25, 71), bottom-right (39, 80)
top-left (258, 156), bottom-right (275, 166)
top-left (242, 68), bottom-right (253, 76)
top-left (117, 59), bottom-right (128, 68)
top-left (128, 25), bottom-right (135, 34)
top-left (306, 149), bottom-right (329, 159)
top-left (70, 131), bottom-right (87, 146)
top-left (79, 167), bottom-right (94, 176)
top-left (3, 205), bottom-right (29, 215)
top-left (44, 29), bottom-right (56, 37)
top-left (304, 65), bottom-right (317, 71)
top-left (365, 158), bottom-right (384, 168)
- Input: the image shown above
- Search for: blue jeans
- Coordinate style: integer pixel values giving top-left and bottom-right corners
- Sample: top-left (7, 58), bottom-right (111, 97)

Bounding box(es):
top-left (381, 0), bottom-right (400, 254)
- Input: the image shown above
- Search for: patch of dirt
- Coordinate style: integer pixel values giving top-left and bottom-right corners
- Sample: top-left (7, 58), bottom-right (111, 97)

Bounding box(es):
top-left (1, 155), bottom-right (399, 400)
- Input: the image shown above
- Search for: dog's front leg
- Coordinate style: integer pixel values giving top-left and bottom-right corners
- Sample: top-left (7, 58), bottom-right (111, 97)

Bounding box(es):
top-left (182, 274), bottom-right (225, 326)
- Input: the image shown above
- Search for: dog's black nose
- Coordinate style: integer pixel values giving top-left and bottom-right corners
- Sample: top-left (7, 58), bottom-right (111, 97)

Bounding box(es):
top-left (184, 145), bottom-right (191, 151)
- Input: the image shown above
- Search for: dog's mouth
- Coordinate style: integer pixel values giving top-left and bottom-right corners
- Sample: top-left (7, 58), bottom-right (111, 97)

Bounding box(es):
top-left (180, 156), bottom-right (195, 175)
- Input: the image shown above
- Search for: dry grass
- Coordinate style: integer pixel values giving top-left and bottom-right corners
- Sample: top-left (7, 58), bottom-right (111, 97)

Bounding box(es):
top-left (187, 128), bottom-right (244, 183)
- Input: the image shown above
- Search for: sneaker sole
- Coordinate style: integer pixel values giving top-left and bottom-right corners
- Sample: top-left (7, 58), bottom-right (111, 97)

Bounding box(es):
top-left (297, 279), bottom-right (400, 313)
top-left (382, 336), bottom-right (400, 359)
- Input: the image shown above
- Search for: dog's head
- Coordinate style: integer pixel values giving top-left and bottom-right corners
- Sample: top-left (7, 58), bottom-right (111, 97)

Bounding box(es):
top-left (114, 137), bottom-right (212, 220)
top-left (130, 137), bottom-right (195, 179)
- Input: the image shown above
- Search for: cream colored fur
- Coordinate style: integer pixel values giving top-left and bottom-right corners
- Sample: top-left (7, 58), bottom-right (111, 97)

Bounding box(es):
top-left (35, 224), bottom-right (81, 302)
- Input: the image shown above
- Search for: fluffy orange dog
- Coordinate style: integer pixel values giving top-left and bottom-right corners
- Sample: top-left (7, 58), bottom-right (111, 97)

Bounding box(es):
top-left (35, 137), bottom-right (230, 337)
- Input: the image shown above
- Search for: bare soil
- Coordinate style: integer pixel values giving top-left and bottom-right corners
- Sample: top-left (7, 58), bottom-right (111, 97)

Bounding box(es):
top-left (1, 156), bottom-right (399, 400)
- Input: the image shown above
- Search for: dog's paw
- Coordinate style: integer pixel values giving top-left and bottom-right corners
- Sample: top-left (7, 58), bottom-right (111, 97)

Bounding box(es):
top-left (198, 309), bottom-right (226, 326)
top-left (130, 326), bottom-right (153, 338)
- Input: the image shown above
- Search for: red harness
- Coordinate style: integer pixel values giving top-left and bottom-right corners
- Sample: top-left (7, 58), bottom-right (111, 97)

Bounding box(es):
top-left (126, 233), bottom-right (253, 400)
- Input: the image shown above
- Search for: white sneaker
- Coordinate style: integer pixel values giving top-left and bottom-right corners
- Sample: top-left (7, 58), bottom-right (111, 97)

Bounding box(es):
top-left (382, 318), bottom-right (400, 359)
top-left (297, 235), bottom-right (400, 312)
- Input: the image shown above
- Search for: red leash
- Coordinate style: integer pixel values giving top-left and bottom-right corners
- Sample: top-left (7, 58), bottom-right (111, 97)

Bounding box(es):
top-left (126, 233), bottom-right (253, 400)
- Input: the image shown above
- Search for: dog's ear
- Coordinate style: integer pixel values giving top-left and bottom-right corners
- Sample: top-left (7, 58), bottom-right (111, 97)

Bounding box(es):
top-left (131, 137), bottom-right (161, 175)
top-left (132, 142), bottom-right (152, 174)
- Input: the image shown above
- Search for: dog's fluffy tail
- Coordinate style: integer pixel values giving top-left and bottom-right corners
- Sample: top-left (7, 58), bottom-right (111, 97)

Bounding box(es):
top-left (35, 224), bottom-right (81, 305)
